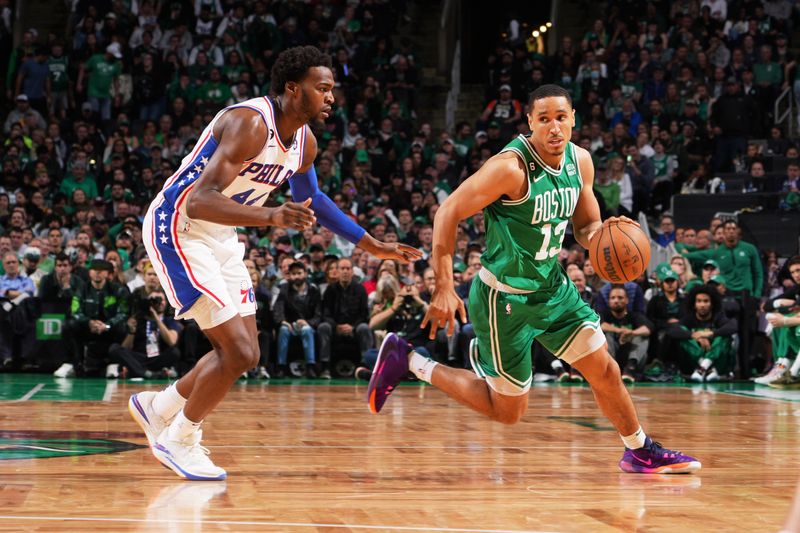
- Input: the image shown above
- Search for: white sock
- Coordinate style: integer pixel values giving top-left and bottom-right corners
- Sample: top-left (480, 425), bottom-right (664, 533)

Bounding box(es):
top-left (551, 360), bottom-right (565, 372)
top-left (699, 358), bottom-right (713, 370)
top-left (791, 355), bottom-right (800, 377)
top-left (409, 351), bottom-right (438, 383)
top-left (152, 383), bottom-right (187, 421)
top-left (167, 409), bottom-right (202, 442)
top-left (620, 426), bottom-right (647, 449)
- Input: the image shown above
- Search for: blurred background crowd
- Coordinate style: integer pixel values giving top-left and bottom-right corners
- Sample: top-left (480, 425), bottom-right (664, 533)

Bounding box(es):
top-left (0, 0), bottom-right (798, 387)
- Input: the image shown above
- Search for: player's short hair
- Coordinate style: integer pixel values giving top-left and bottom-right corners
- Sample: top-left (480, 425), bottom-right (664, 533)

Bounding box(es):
top-left (270, 45), bottom-right (333, 95)
top-left (528, 84), bottom-right (573, 110)
top-left (786, 255), bottom-right (800, 270)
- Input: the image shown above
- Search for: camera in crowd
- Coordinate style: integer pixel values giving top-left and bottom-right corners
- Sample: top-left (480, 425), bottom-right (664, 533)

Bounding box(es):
top-left (135, 294), bottom-right (164, 319)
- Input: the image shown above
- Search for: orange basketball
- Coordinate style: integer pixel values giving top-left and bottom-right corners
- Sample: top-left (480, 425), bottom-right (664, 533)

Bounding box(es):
top-left (588, 222), bottom-right (651, 283)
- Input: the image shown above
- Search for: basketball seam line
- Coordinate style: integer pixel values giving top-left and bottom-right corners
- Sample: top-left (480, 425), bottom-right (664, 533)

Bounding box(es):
top-left (615, 223), bottom-right (647, 277)
top-left (608, 223), bottom-right (628, 282)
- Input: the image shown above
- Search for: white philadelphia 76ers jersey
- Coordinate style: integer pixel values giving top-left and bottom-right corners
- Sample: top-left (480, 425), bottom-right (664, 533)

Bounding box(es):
top-left (144, 96), bottom-right (306, 316)
top-left (153, 96), bottom-right (307, 232)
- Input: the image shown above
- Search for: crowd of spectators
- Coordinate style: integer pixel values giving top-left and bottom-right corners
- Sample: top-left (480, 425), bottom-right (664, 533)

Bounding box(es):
top-left (0, 0), bottom-right (798, 384)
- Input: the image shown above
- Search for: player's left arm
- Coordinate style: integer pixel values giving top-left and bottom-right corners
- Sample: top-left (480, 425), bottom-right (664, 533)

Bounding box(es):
top-left (571, 145), bottom-right (604, 249)
top-left (571, 145), bottom-right (638, 249)
top-left (290, 129), bottom-right (422, 264)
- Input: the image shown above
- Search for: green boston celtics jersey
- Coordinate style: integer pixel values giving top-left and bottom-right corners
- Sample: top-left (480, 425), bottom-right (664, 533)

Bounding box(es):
top-left (481, 135), bottom-right (584, 292)
top-left (48, 55), bottom-right (69, 92)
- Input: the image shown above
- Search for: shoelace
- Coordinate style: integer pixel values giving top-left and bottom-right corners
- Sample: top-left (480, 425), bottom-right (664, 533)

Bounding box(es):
top-left (184, 431), bottom-right (213, 461)
top-left (187, 443), bottom-right (212, 460)
top-left (648, 440), bottom-right (681, 459)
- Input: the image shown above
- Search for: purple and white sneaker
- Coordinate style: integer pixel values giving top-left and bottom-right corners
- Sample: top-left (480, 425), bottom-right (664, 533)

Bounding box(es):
top-left (367, 333), bottom-right (410, 414)
top-left (619, 437), bottom-right (701, 474)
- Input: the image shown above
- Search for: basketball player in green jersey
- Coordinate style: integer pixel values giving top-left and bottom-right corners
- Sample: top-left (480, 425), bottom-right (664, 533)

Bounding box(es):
top-left (367, 85), bottom-right (700, 474)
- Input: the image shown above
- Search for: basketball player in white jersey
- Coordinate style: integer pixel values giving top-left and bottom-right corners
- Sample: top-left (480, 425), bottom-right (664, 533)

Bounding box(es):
top-left (128, 46), bottom-right (421, 480)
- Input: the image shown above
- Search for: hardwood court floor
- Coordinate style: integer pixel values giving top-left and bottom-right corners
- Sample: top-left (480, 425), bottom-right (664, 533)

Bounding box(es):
top-left (1, 375), bottom-right (799, 532)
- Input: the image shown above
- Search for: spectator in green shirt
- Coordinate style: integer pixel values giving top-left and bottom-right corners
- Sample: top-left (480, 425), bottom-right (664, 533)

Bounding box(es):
top-left (683, 219), bottom-right (764, 377)
top-left (683, 220), bottom-right (763, 296)
top-left (47, 42), bottom-right (69, 120)
top-left (77, 43), bottom-right (122, 123)
top-left (754, 45), bottom-right (782, 88)
top-left (59, 161), bottom-right (98, 201)
top-left (594, 166), bottom-right (621, 215)
top-left (196, 67), bottom-right (233, 113)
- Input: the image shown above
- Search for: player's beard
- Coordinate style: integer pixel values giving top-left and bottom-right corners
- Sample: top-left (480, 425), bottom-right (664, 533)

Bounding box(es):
top-left (300, 90), bottom-right (324, 126)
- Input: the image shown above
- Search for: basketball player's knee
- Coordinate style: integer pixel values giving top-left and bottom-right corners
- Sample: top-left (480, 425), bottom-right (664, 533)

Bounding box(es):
top-left (222, 341), bottom-right (259, 373)
top-left (490, 397), bottom-right (527, 425)
top-left (594, 354), bottom-right (622, 388)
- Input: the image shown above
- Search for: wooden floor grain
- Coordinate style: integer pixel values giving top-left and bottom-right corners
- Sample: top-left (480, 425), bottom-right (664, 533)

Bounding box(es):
top-left (0, 381), bottom-right (797, 532)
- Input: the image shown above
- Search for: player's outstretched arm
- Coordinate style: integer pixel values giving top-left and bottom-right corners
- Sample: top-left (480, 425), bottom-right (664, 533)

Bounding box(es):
top-left (571, 145), bottom-right (638, 250)
top-left (186, 108), bottom-right (316, 230)
top-left (290, 130), bottom-right (422, 264)
top-left (421, 153), bottom-right (525, 339)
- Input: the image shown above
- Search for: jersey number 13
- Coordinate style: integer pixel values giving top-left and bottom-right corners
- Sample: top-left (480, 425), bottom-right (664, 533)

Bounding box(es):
top-left (533, 220), bottom-right (568, 261)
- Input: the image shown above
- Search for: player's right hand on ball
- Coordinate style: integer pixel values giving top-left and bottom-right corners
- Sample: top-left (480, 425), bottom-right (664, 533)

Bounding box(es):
top-left (604, 215), bottom-right (639, 228)
top-left (268, 198), bottom-right (316, 230)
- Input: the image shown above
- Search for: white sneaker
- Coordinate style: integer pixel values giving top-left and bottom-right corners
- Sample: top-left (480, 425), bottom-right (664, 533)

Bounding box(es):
top-left (106, 363), bottom-right (119, 378)
top-left (146, 481), bottom-right (227, 519)
top-left (705, 368), bottom-right (720, 382)
top-left (690, 369), bottom-right (705, 382)
top-left (755, 362), bottom-right (788, 385)
top-left (152, 429), bottom-right (227, 481)
top-left (53, 363), bottom-right (75, 378)
top-left (128, 391), bottom-right (172, 447)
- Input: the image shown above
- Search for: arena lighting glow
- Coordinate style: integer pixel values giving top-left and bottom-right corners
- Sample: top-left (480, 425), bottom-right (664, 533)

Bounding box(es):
top-left (539, 25), bottom-right (547, 32)
top-left (546, 22), bottom-right (552, 27)
top-left (532, 30), bottom-right (540, 37)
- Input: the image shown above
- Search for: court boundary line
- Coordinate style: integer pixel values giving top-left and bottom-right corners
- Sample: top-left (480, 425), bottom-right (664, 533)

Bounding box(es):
top-left (15, 383), bottom-right (44, 402)
top-left (103, 381), bottom-right (117, 402)
top-left (0, 515), bottom-right (555, 532)
top-left (717, 389), bottom-right (800, 403)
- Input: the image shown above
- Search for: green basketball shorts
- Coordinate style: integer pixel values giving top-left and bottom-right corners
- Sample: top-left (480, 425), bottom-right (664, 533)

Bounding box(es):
top-left (468, 269), bottom-right (604, 396)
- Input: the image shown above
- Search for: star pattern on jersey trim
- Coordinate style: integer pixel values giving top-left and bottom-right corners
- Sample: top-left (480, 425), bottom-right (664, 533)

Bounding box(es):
top-left (156, 212), bottom-right (169, 245)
